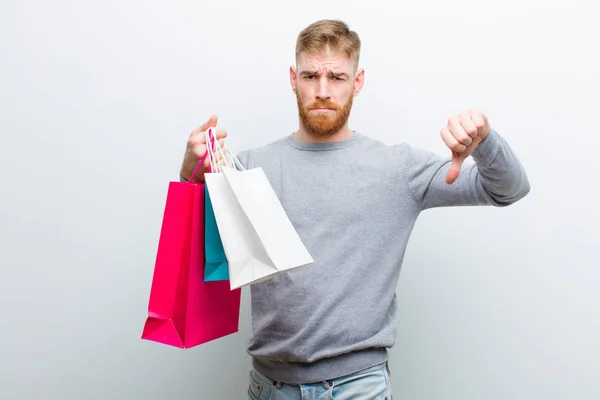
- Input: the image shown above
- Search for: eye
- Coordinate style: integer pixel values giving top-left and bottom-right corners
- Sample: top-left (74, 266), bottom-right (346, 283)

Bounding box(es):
top-left (304, 75), bottom-right (315, 80)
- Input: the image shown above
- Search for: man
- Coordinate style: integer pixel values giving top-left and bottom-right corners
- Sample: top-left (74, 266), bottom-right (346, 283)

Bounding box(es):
top-left (180, 19), bottom-right (530, 400)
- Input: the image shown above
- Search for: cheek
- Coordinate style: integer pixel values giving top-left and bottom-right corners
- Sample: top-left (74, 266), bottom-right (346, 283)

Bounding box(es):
top-left (335, 89), bottom-right (352, 103)
top-left (296, 85), bottom-right (313, 101)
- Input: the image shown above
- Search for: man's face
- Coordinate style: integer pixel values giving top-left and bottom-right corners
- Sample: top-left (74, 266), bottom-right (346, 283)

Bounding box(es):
top-left (290, 48), bottom-right (364, 137)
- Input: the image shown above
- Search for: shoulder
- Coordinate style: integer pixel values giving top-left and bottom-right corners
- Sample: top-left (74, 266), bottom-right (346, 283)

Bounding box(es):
top-left (235, 136), bottom-right (289, 169)
top-left (357, 133), bottom-right (430, 165)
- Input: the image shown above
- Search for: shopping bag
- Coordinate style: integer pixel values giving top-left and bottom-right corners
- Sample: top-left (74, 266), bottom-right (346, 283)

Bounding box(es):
top-left (141, 153), bottom-right (241, 348)
top-left (203, 129), bottom-right (314, 290)
top-left (204, 185), bottom-right (229, 281)
top-left (203, 132), bottom-right (229, 282)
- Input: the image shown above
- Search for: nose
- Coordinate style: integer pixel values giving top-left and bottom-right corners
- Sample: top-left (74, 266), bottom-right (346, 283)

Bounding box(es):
top-left (316, 76), bottom-right (331, 100)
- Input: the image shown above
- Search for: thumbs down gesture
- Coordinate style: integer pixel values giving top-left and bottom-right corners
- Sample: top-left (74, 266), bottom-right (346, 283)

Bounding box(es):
top-left (441, 109), bottom-right (491, 184)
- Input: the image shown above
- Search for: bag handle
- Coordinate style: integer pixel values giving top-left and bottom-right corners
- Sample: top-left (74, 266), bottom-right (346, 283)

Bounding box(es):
top-left (206, 127), bottom-right (231, 173)
top-left (207, 129), bottom-right (245, 172)
top-left (191, 127), bottom-right (245, 177)
top-left (188, 127), bottom-right (219, 181)
top-left (224, 147), bottom-right (246, 171)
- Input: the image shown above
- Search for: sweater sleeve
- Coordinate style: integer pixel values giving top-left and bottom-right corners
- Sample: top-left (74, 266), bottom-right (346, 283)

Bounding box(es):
top-left (402, 128), bottom-right (531, 210)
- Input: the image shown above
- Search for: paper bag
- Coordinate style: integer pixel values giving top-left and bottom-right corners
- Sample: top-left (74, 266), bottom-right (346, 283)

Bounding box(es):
top-left (204, 132), bottom-right (314, 289)
top-left (204, 185), bottom-right (229, 281)
top-left (141, 173), bottom-right (241, 348)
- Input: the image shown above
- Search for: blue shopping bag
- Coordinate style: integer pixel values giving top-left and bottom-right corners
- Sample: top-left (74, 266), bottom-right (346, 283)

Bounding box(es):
top-left (204, 185), bottom-right (229, 281)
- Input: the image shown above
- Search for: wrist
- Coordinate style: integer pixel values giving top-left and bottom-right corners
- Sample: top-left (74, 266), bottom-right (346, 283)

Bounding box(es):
top-left (472, 128), bottom-right (498, 161)
top-left (180, 166), bottom-right (192, 182)
top-left (180, 165), bottom-right (206, 183)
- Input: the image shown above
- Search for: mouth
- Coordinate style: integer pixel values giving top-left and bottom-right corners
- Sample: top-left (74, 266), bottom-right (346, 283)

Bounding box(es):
top-left (309, 108), bottom-right (335, 112)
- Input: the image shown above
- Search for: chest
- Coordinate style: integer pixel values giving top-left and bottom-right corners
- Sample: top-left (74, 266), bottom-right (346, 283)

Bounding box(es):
top-left (260, 156), bottom-right (415, 233)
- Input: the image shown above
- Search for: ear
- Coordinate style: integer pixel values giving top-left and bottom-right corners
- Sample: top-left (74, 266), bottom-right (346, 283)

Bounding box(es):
top-left (290, 66), bottom-right (298, 93)
top-left (353, 67), bottom-right (365, 97)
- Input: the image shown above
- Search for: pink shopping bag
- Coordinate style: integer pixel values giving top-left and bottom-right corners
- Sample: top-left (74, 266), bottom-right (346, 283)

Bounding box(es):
top-left (141, 172), bottom-right (241, 348)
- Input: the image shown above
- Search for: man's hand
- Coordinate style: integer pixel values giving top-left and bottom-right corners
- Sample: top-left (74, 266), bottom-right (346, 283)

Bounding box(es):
top-left (440, 109), bottom-right (491, 184)
top-left (180, 115), bottom-right (228, 183)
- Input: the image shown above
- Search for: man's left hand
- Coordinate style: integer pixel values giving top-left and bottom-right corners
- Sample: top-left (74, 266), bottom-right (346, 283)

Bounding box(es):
top-left (441, 109), bottom-right (491, 184)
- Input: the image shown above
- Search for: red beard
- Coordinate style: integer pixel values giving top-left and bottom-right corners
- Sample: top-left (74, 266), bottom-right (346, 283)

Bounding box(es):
top-left (296, 93), bottom-right (353, 137)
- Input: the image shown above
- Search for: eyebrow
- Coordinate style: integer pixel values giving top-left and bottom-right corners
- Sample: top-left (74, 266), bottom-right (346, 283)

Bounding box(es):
top-left (300, 70), bottom-right (350, 79)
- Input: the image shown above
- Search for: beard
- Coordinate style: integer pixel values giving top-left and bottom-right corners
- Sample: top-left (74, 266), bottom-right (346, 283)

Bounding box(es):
top-left (296, 92), bottom-right (353, 138)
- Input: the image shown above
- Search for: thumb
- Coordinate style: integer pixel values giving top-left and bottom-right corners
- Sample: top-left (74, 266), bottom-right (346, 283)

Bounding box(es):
top-left (198, 115), bottom-right (218, 132)
top-left (445, 153), bottom-right (464, 184)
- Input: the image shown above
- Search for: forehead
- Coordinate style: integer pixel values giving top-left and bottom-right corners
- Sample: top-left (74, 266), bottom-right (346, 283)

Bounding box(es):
top-left (297, 48), bottom-right (355, 73)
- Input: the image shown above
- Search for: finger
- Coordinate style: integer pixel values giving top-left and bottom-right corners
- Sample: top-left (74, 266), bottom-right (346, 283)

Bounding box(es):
top-left (216, 150), bottom-right (228, 166)
top-left (189, 127), bottom-right (228, 147)
top-left (207, 146), bottom-right (230, 170)
top-left (192, 115), bottom-right (218, 136)
top-left (214, 129), bottom-right (228, 140)
top-left (445, 154), bottom-right (463, 184)
top-left (441, 127), bottom-right (467, 153)
top-left (189, 115), bottom-right (218, 138)
top-left (469, 109), bottom-right (490, 136)
top-left (468, 110), bottom-right (486, 134)
top-left (188, 144), bottom-right (210, 170)
top-left (205, 127), bottom-right (229, 142)
top-left (188, 132), bottom-right (205, 150)
top-left (206, 129), bottom-right (228, 146)
top-left (205, 136), bottom-right (226, 153)
top-left (448, 117), bottom-right (472, 146)
top-left (194, 138), bottom-right (226, 166)
top-left (201, 115), bottom-right (218, 130)
top-left (458, 113), bottom-right (478, 139)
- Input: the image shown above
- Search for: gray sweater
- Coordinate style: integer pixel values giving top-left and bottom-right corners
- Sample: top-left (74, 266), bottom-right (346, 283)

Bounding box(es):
top-left (235, 128), bottom-right (530, 384)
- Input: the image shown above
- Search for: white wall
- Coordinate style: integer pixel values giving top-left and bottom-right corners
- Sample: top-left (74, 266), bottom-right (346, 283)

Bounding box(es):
top-left (1, 0), bottom-right (598, 399)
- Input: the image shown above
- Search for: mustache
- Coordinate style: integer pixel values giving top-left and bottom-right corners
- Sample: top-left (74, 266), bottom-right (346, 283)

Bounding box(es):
top-left (306, 100), bottom-right (340, 110)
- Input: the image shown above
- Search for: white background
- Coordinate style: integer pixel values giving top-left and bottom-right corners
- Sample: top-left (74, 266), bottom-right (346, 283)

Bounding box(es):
top-left (1, 0), bottom-right (599, 399)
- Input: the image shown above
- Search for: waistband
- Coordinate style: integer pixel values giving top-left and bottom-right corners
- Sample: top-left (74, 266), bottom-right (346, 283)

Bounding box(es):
top-left (251, 347), bottom-right (388, 385)
top-left (252, 361), bottom-right (388, 389)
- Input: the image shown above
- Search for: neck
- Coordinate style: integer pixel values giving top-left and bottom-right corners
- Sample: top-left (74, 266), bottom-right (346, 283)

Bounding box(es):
top-left (293, 122), bottom-right (354, 144)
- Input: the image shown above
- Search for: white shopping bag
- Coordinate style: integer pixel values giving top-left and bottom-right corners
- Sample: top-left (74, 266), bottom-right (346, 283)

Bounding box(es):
top-left (203, 129), bottom-right (314, 289)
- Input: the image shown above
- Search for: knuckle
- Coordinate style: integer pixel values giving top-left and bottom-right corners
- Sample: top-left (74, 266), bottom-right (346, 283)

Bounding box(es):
top-left (190, 133), bottom-right (205, 146)
top-left (451, 143), bottom-right (465, 152)
top-left (187, 136), bottom-right (197, 146)
top-left (193, 149), bottom-right (206, 160)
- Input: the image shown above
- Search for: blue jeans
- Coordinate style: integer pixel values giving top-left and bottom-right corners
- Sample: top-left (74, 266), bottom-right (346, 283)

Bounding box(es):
top-left (247, 362), bottom-right (393, 400)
